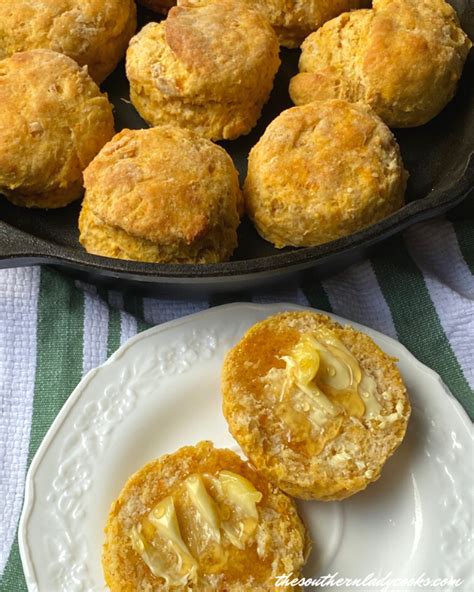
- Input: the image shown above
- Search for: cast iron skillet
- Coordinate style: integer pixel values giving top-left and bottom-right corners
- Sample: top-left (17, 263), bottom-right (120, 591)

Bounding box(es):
top-left (0, 1), bottom-right (472, 297)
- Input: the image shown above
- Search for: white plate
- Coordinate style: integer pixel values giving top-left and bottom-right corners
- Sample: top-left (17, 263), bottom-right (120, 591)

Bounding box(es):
top-left (19, 303), bottom-right (474, 592)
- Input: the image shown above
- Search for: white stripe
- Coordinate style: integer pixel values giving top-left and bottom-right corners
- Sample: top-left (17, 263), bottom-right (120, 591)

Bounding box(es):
top-left (120, 310), bottom-right (138, 345)
top-left (405, 220), bottom-right (474, 389)
top-left (106, 291), bottom-right (138, 345)
top-left (322, 260), bottom-right (397, 338)
top-left (82, 292), bottom-right (109, 375)
top-left (0, 267), bottom-right (40, 574)
top-left (143, 298), bottom-right (208, 326)
top-left (405, 219), bottom-right (474, 298)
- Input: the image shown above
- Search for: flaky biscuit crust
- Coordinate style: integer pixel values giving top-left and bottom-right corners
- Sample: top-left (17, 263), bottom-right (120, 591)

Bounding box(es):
top-left (222, 312), bottom-right (411, 500)
top-left (0, 0), bottom-right (136, 83)
top-left (103, 441), bottom-right (309, 591)
top-left (244, 100), bottom-right (407, 249)
top-left (126, 0), bottom-right (280, 140)
top-left (0, 50), bottom-right (114, 209)
top-left (290, 0), bottom-right (472, 127)
top-left (239, 0), bottom-right (370, 48)
top-left (80, 126), bottom-right (242, 263)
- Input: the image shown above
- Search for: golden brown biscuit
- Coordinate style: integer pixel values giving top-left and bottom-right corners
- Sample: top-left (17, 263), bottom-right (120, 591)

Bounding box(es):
top-left (0, 0), bottom-right (136, 83)
top-left (79, 126), bottom-right (242, 263)
top-left (0, 50), bottom-right (115, 209)
top-left (222, 312), bottom-right (411, 500)
top-left (244, 100), bottom-right (407, 249)
top-left (290, 0), bottom-right (472, 128)
top-left (126, 0), bottom-right (280, 140)
top-left (103, 441), bottom-right (310, 591)
top-left (224, 0), bottom-right (370, 48)
top-left (138, 0), bottom-right (176, 14)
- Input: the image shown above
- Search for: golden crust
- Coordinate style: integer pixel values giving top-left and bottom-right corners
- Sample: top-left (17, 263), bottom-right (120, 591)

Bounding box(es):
top-left (126, 0), bottom-right (280, 140)
top-left (236, 0), bottom-right (370, 48)
top-left (244, 100), bottom-right (407, 249)
top-left (102, 441), bottom-right (310, 591)
top-left (290, 0), bottom-right (472, 128)
top-left (222, 312), bottom-right (411, 500)
top-left (79, 126), bottom-right (242, 263)
top-left (0, 50), bottom-right (115, 209)
top-left (0, 0), bottom-right (136, 83)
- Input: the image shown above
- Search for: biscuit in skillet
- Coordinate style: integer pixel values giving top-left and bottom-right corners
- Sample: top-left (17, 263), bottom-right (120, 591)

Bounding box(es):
top-left (0, 0), bottom-right (136, 84)
top-left (126, 0), bottom-right (280, 140)
top-left (0, 50), bottom-right (115, 209)
top-left (222, 312), bottom-right (411, 500)
top-left (244, 100), bottom-right (407, 249)
top-left (226, 0), bottom-right (370, 49)
top-left (289, 0), bottom-right (472, 128)
top-left (79, 126), bottom-right (242, 263)
top-left (102, 441), bottom-right (310, 591)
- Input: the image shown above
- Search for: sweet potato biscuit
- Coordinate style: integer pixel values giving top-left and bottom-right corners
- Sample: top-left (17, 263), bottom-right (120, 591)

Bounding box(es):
top-left (79, 126), bottom-right (242, 263)
top-left (0, 0), bottom-right (136, 84)
top-left (103, 441), bottom-right (310, 591)
top-left (222, 312), bottom-right (411, 500)
top-left (233, 0), bottom-right (370, 48)
top-left (126, 0), bottom-right (280, 140)
top-left (0, 50), bottom-right (114, 209)
top-left (137, 0), bottom-right (176, 14)
top-left (290, 0), bottom-right (472, 128)
top-left (244, 100), bottom-right (407, 249)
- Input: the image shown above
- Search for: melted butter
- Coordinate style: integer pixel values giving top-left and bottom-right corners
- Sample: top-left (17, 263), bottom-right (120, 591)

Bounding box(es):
top-left (185, 474), bottom-right (221, 544)
top-left (130, 472), bottom-right (264, 582)
top-left (130, 497), bottom-right (197, 586)
top-left (215, 471), bottom-right (262, 549)
top-left (281, 330), bottom-right (382, 434)
top-left (217, 471), bottom-right (262, 520)
top-left (130, 526), bottom-right (170, 581)
top-left (148, 496), bottom-right (197, 584)
top-left (359, 373), bottom-right (382, 418)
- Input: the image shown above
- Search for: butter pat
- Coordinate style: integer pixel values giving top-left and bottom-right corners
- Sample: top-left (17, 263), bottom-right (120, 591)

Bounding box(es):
top-left (185, 474), bottom-right (221, 544)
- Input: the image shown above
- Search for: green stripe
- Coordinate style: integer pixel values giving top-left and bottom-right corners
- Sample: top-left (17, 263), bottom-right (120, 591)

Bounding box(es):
top-left (453, 219), bottom-right (474, 275)
top-left (1, 267), bottom-right (85, 591)
top-left (372, 235), bottom-right (474, 419)
top-left (123, 293), bottom-right (150, 333)
top-left (107, 293), bottom-right (121, 358)
top-left (301, 278), bottom-right (333, 312)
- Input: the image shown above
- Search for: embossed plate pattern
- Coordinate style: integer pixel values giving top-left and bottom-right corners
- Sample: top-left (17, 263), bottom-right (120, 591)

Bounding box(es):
top-left (18, 304), bottom-right (474, 592)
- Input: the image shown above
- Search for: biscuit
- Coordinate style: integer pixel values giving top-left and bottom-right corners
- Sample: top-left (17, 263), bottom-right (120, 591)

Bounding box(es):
top-left (137, 0), bottom-right (176, 14)
top-left (244, 100), bottom-right (407, 249)
top-left (222, 312), bottom-right (411, 500)
top-left (79, 126), bottom-right (242, 263)
top-left (0, 50), bottom-right (115, 209)
top-left (102, 441), bottom-right (310, 591)
top-left (0, 0), bottom-right (137, 83)
top-left (237, 0), bottom-right (370, 48)
top-left (126, 0), bottom-right (280, 140)
top-left (290, 0), bottom-right (472, 128)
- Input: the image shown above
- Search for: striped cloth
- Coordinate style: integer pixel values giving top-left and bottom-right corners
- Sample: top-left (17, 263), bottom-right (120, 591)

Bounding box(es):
top-left (0, 213), bottom-right (473, 590)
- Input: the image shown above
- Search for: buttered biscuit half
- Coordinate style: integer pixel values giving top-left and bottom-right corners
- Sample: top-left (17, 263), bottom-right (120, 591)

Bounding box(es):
top-left (222, 312), bottom-right (411, 500)
top-left (102, 441), bottom-right (310, 591)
